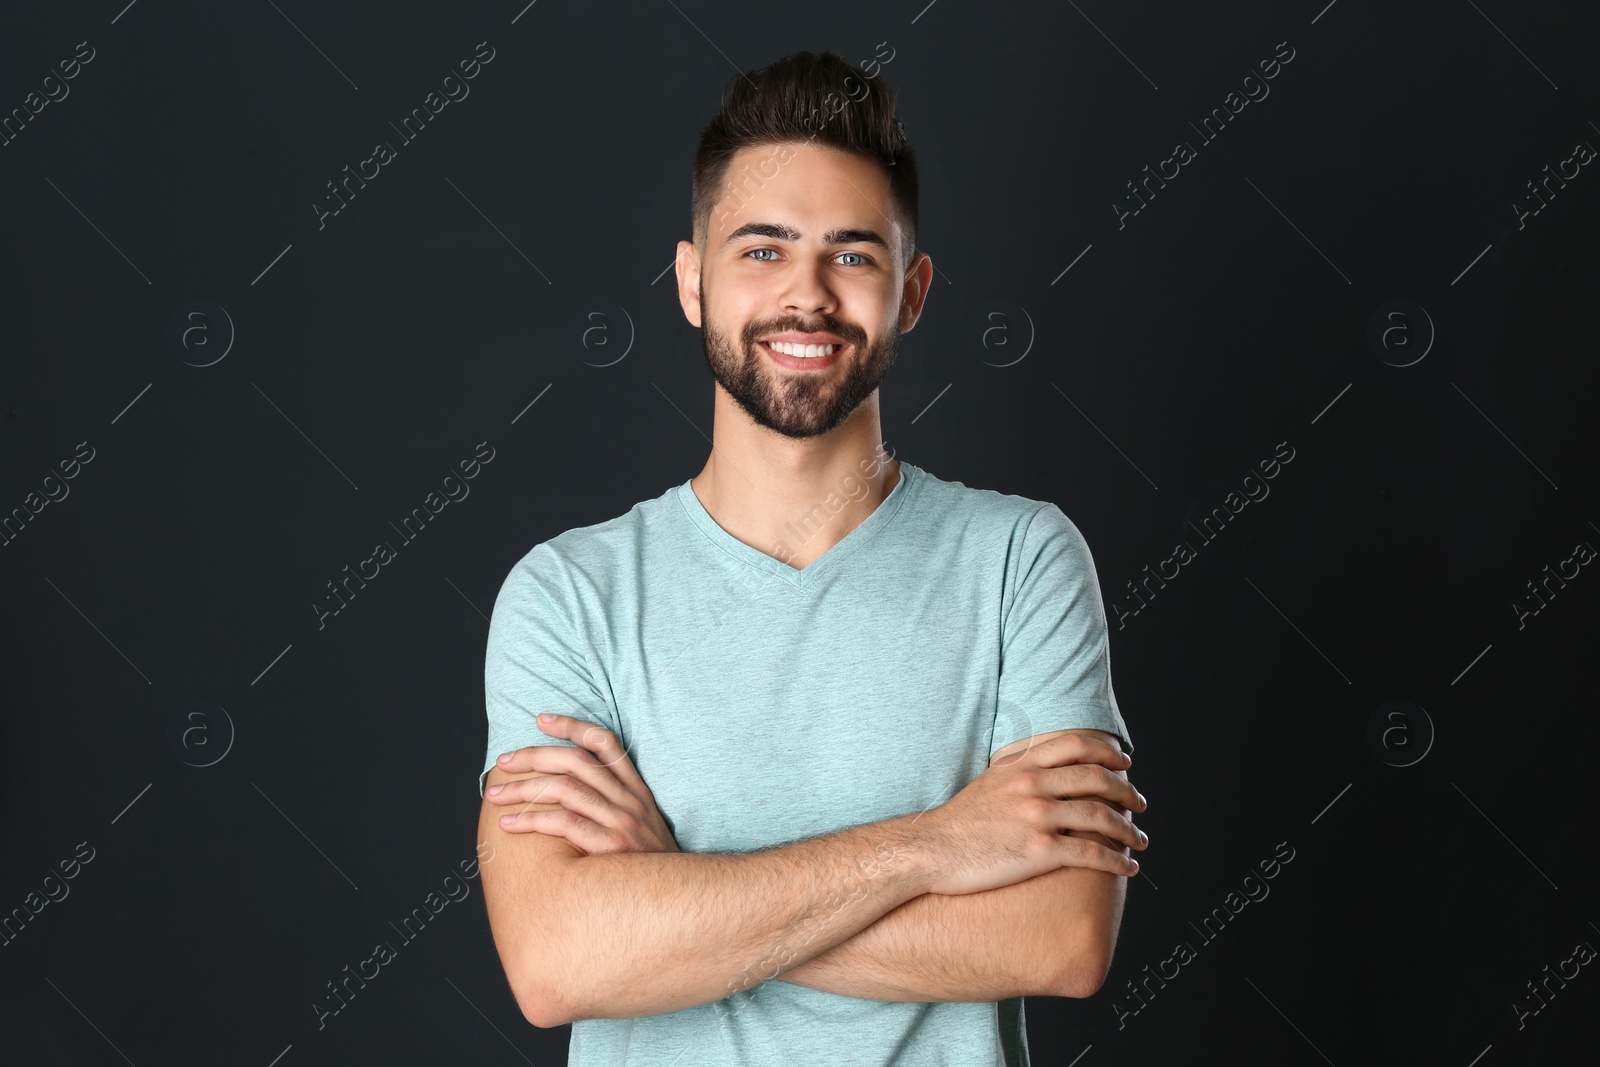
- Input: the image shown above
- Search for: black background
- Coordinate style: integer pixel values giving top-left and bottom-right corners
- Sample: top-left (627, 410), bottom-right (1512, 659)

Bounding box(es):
top-left (2, 1), bottom-right (1597, 1064)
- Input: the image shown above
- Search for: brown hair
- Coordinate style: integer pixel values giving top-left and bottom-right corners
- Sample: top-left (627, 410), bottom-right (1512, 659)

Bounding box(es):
top-left (691, 49), bottom-right (919, 271)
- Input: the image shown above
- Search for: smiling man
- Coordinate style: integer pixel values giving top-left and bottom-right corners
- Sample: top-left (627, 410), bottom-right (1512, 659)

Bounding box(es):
top-left (477, 49), bottom-right (1145, 1066)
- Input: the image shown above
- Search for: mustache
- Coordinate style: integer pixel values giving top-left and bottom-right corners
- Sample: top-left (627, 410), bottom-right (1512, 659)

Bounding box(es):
top-left (745, 320), bottom-right (866, 346)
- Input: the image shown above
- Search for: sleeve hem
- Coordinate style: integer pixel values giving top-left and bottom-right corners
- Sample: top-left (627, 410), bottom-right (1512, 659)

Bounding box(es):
top-left (990, 703), bottom-right (1133, 756)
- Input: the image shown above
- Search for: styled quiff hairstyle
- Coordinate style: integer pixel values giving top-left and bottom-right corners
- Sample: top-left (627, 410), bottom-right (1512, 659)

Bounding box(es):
top-left (691, 49), bottom-right (919, 272)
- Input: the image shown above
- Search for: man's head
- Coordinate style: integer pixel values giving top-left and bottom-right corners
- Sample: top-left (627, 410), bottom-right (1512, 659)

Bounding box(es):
top-left (676, 50), bottom-right (932, 440)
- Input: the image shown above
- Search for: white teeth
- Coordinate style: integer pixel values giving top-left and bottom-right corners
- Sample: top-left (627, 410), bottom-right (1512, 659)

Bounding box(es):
top-left (768, 341), bottom-right (836, 358)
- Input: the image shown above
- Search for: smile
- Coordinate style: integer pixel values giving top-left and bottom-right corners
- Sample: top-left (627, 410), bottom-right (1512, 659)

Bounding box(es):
top-left (761, 339), bottom-right (845, 370)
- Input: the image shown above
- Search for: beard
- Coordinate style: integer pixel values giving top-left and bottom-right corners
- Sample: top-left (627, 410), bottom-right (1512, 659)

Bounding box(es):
top-left (699, 290), bottom-right (901, 440)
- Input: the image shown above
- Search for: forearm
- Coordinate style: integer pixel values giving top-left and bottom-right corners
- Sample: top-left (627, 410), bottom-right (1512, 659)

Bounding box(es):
top-left (775, 842), bottom-right (1128, 1002)
top-left (539, 814), bottom-right (935, 1024)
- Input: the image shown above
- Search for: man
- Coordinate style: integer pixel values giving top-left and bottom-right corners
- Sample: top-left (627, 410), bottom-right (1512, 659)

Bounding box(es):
top-left (477, 49), bottom-right (1148, 1066)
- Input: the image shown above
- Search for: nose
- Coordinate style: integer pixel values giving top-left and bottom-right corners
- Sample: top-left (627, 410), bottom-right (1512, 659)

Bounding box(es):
top-left (779, 257), bottom-right (837, 318)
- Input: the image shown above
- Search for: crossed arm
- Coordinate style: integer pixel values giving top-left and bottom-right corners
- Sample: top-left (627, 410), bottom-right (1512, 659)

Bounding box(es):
top-left (773, 836), bottom-right (1126, 1001)
top-left (487, 719), bottom-right (1139, 1005)
top-left (773, 729), bottom-right (1131, 1003)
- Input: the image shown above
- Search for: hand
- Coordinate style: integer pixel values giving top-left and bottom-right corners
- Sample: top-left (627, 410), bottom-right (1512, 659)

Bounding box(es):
top-left (920, 732), bottom-right (1148, 895)
top-left (486, 713), bottom-right (680, 855)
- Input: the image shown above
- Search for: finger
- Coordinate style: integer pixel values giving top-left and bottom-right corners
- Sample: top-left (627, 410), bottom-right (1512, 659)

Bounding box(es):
top-left (487, 772), bottom-right (574, 807)
top-left (489, 746), bottom-right (637, 814)
top-left (496, 801), bottom-right (568, 833)
top-left (561, 749), bottom-right (655, 819)
top-left (1036, 732), bottom-right (1132, 771)
top-left (494, 745), bottom-right (556, 774)
top-left (1057, 797), bottom-right (1148, 851)
top-left (497, 773), bottom-right (629, 833)
top-left (485, 748), bottom-right (577, 800)
top-left (493, 731), bottom-right (620, 774)
top-left (535, 714), bottom-right (652, 794)
top-left (500, 804), bottom-right (624, 854)
top-left (499, 799), bottom-right (583, 832)
top-left (1044, 763), bottom-right (1148, 813)
top-left (1056, 832), bottom-right (1141, 876)
top-left (497, 804), bottom-right (597, 855)
top-left (492, 735), bottom-right (641, 811)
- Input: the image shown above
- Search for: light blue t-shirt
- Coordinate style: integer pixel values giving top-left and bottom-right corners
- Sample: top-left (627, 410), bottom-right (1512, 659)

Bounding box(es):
top-left (480, 459), bottom-right (1133, 1067)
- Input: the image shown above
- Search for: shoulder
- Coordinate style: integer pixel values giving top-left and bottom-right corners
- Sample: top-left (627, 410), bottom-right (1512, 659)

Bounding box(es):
top-left (907, 462), bottom-right (1088, 547)
top-left (494, 481), bottom-right (680, 608)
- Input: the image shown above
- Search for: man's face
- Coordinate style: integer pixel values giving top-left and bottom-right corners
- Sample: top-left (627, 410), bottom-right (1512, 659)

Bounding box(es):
top-left (682, 141), bottom-right (926, 440)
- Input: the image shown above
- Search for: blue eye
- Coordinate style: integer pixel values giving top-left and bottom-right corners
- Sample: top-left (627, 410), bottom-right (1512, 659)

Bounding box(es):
top-left (742, 248), bottom-right (870, 266)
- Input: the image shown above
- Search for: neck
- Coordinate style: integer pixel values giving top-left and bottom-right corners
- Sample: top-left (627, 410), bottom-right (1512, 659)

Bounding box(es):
top-left (690, 389), bottom-right (900, 570)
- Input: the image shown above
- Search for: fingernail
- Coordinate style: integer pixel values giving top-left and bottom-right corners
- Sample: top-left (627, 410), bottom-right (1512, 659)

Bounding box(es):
top-left (488, 784), bottom-right (503, 795)
top-left (539, 713), bottom-right (555, 722)
top-left (497, 752), bottom-right (511, 763)
top-left (500, 814), bottom-right (516, 824)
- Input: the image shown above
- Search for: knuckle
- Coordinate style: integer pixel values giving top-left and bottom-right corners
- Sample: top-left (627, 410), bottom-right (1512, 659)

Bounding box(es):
top-left (1021, 794), bottom-right (1053, 821)
top-left (1078, 837), bottom-right (1112, 866)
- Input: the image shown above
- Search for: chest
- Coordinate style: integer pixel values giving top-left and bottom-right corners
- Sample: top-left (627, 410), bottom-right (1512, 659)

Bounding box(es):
top-left (600, 567), bottom-right (1006, 853)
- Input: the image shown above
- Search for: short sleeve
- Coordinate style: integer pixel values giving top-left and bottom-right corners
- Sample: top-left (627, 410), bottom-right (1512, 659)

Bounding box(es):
top-left (480, 545), bottom-right (618, 797)
top-left (990, 504), bottom-right (1134, 759)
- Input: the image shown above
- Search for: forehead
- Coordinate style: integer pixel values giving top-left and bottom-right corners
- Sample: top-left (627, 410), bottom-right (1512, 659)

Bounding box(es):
top-left (713, 141), bottom-right (898, 245)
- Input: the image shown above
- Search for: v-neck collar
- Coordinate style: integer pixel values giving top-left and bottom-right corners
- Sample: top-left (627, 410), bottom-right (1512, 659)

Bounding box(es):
top-left (674, 461), bottom-right (919, 590)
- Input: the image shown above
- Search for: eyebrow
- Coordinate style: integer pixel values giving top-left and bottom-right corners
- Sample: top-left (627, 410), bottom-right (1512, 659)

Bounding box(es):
top-left (723, 221), bottom-right (892, 252)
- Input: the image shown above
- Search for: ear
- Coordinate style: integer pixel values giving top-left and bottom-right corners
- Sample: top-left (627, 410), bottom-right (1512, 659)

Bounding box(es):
top-left (676, 239), bottom-right (703, 328)
top-left (899, 251), bottom-right (933, 333)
